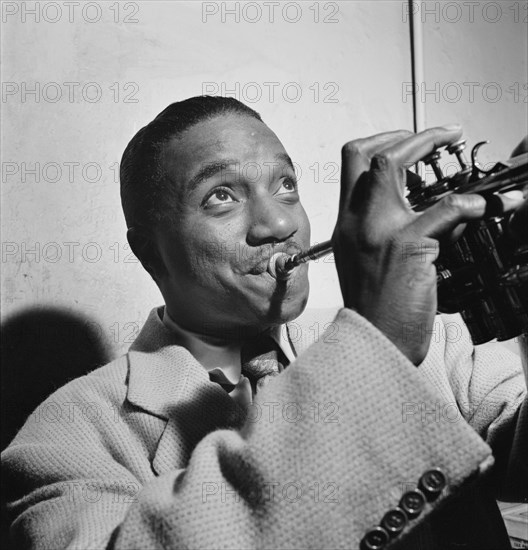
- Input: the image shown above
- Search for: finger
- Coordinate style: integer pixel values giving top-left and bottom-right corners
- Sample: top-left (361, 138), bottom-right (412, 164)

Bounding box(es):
top-left (484, 191), bottom-right (525, 217)
top-left (375, 124), bottom-right (463, 171)
top-left (441, 222), bottom-right (467, 245)
top-left (363, 125), bottom-right (462, 205)
top-left (376, 131), bottom-right (415, 155)
top-left (355, 129), bottom-right (415, 158)
top-left (408, 193), bottom-right (486, 240)
top-left (339, 129), bottom-right (413, 211)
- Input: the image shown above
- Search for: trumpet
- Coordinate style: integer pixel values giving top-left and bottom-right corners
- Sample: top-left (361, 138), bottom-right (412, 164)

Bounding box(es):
top-left (268, 141), bottom-right (528, 345)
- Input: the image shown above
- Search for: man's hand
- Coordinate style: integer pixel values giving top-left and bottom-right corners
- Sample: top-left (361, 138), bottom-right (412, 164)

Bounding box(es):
top-left (332, 125), bottom-right (487, 365)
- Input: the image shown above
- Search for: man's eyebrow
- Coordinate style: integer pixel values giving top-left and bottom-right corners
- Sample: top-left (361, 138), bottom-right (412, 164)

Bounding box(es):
top-left (187, 153), bottom-right (296, 193)
top-left (187, 159), bottom-right (240, 193)
top-left (274, 153), bottom-right (295, 173)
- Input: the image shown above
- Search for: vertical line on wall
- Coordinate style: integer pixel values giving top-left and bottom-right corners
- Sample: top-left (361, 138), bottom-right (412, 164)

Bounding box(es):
top-left (409, 0), bottom-right (425, 133)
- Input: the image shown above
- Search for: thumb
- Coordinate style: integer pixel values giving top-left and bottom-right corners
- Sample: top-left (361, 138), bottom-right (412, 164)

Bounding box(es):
top-left (409, 193), bottom-right (486, 240)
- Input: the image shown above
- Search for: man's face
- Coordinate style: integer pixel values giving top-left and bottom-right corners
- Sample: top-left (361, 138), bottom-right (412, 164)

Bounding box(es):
top-left (152, 113), bottom-right (311, 338)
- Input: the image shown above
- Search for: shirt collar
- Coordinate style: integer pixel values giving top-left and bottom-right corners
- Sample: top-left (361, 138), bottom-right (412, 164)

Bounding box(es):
top-left (162, 306), bottom-right (295, 385)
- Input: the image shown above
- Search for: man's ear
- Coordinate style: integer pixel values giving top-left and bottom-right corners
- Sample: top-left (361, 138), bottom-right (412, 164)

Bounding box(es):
top-left (127, 227), bottom-right (166, 283)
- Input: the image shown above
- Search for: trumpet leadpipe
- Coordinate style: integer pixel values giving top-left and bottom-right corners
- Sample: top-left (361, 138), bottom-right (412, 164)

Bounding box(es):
top-left (268, 240), bottom-right (333, 280)
top-left (269, 239), bottom-right (449, 285)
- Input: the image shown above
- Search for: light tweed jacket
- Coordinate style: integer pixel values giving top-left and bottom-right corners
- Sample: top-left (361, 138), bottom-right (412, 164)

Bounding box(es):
top-left (2, 307), bottom-right (527, 549)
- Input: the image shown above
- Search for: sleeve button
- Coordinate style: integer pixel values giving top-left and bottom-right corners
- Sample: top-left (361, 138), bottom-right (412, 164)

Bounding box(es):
top-left (380, 507), bottom-right (408, 536)
top-left (360, 526), bottom-right (390, 550)
top-left (419, 468), bottom-right (446, 501)
top-left (399, 489), bottom-right (426, 519)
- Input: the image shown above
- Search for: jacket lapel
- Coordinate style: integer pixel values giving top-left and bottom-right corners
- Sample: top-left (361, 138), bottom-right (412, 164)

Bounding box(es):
top-left (125, 306), bottom-right (320, 475)
top-left (125, 306), bottom-right (245, 475)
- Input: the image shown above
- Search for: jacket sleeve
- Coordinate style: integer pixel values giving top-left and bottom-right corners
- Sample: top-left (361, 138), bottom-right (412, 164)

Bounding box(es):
top-left (3, 309), bottom-right (497, 549)
top-left (418, 313), bottom-right (527, 502)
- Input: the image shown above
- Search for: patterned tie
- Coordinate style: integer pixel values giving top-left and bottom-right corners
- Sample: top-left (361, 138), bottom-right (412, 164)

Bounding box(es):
top-left (208, 335), bottom-right (288, 399)
top-left (240, 335), bottom-right (288, 395)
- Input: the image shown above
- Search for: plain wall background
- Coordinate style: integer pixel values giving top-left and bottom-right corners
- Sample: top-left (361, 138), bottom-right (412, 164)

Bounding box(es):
top-left (1, 1), bottom-right (527, 359)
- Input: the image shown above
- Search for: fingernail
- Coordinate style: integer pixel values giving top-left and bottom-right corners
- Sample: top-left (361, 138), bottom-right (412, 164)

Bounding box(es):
top-left (442, 123), bottom-right (462, 131)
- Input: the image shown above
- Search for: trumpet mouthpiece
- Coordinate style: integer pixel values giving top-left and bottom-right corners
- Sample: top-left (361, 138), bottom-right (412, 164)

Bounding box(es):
top-left (267, 252), bottom-right (293, 280)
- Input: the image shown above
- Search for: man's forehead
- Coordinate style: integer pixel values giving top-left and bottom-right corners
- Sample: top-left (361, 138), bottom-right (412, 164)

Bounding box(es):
top-left (163, 117), bottom-right (292, 183)
top-left (183, 119), bottom-right (282, 156)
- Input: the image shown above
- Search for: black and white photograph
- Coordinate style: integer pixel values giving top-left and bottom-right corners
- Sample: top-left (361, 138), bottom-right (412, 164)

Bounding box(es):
top-left (1, 1), bottom-right (527, 548)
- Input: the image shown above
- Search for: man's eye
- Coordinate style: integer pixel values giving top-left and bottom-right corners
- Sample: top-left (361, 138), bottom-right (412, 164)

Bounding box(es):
top-left (276, 177), bottom-right (298, 195)
top-left (203, 188), bottom-right (236, 208)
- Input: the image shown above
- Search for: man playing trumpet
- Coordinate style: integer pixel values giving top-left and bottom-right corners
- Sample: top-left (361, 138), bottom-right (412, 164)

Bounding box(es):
top-left (2, 96), bottom-right (527, 549)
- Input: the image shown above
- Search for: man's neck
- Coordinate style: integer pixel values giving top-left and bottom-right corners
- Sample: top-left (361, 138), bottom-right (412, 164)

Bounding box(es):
top-left (162, 305), bottom-right (297, 372)
top-left (164, 305), bottom-right (276, 344)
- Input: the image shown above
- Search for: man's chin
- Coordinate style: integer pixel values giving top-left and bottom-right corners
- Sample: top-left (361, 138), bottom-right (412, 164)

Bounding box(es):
top-left (259, 279), bottom-right (309, 327)
top-left (273, 298), bottom-right (308, 325)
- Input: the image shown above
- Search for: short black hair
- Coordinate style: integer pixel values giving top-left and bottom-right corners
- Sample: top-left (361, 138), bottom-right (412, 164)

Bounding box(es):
top-left (120, 96), bottom-right (263, 230)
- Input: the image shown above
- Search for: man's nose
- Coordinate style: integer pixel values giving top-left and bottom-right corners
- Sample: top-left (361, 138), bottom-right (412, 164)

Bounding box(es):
top-left (246, 195), bottom-right (298, 245)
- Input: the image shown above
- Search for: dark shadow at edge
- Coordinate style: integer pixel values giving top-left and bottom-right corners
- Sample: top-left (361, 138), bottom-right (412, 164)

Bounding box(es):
top-left (1, 306), bottom-right (113, 549)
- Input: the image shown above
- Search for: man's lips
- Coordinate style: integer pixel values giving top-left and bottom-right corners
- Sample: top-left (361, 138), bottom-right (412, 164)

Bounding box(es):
top-left (246, 242), bottom-right (303, 275)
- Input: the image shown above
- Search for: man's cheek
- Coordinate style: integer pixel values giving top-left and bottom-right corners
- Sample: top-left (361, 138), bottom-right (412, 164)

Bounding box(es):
top-left (297, 205), bottom-right (311, 241)
top-left (190, 242), bottom-right (225, 273)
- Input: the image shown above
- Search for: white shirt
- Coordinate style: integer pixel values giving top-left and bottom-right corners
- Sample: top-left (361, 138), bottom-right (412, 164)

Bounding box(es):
top-left (162, 307), bottom-right (296, 405)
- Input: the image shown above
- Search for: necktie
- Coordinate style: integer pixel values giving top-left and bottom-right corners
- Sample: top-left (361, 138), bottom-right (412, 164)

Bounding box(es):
top-left (208, 335), bottom-right (289, 400)
top-left (240, 335), bottom-right (288, 395)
